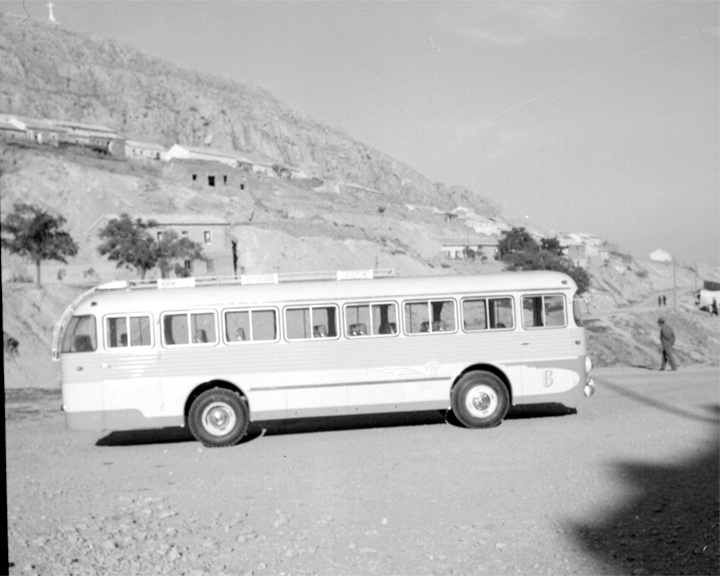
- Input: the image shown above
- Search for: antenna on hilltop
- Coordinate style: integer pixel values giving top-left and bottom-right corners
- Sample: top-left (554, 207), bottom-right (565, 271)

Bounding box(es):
top-left (47, 1), bottom-right (57, 23)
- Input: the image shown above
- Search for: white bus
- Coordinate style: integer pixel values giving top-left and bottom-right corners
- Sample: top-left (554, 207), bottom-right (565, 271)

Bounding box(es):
top-left (52, 269), bottom-right (595, 447)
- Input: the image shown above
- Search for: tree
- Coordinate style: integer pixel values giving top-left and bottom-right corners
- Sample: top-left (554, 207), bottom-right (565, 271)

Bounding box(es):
top-left (1, 203), bottom-right (79, 288)
top-left (497, 227), bottom-right (538, 258)
top-left (97, 214), bottom-right (158, 279)
top-left (156, 230), bottom-right (204, 278)
top-left (497, 227), bottom-right (591, 293)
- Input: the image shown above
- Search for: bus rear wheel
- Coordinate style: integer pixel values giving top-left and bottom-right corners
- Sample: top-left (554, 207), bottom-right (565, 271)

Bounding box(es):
top-left (188, 388), bottom-right (249, 448)
top-left (451, 371), bottom-right (509, 429)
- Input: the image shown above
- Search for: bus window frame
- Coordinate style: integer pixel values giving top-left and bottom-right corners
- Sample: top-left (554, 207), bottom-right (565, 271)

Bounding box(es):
top-left (61, 314), bottom-right (97, 354)
top-left (343, 301), bottom-right (400, 339)
top-left (161, 309), bottom-right (219, 347)
top-left (223, 307), bottom-right (280, 344)
top-left (461, 295), bottom-right (516, 332)
top-left (283, 303), bottom-right (340, 342)
top-left (520, 293), bottom-right (567, 329)
top-left (103, 313), bottom-right (154, 351)
top-left (402, 298), bottom-right (458, 336)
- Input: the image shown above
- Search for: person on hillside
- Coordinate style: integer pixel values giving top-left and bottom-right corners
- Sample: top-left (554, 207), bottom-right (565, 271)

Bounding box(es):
top-left (657, 317), bottom-right (678, 371)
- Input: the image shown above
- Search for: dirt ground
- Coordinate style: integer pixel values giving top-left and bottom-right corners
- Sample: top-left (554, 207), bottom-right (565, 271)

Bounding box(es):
top-left (5, 366), bottom-right (719, 576)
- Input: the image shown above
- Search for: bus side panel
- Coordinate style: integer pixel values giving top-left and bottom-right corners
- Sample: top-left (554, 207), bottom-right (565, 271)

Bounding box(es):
top-left (61, 352), bottom-right (104, 430)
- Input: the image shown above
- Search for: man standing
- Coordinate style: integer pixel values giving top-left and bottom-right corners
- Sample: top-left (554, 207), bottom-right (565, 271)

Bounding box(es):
top-left (658, 317), bottom-right (678, 371)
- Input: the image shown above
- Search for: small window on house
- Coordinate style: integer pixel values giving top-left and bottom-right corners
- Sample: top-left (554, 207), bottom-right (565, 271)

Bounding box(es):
top-left (184, 260), bottom-right (192, 273)
top-left (240, 183), bottom-right (246, 190)
top-left (223, 175), bottom-right (228, 184)
top-left (208, 175), bottom-right (215, 187)
top-left (157, 231), bottom-right (163, 242)
top-left (192, 174), bottom-right (197, 181)
top-left (204, 231), bottom-right (212, 244)
top-left (404, 300), bottom-right (456, 334)
top-left (181, 230), bottom-right (189, 238)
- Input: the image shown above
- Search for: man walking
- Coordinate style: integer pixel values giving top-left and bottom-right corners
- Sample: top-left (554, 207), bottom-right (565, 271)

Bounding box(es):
top-left (658, 317), bottom-right (678, 371)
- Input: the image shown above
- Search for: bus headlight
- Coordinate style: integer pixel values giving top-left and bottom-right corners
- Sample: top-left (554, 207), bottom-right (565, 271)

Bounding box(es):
top-left (584, 379), bottom-right (595, 397)
top-left (585, 356), bottom-right (593, 374)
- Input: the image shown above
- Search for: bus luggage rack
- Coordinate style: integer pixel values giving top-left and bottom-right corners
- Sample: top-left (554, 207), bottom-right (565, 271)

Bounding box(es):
top-left (96, 268), bottom-right (398, 291)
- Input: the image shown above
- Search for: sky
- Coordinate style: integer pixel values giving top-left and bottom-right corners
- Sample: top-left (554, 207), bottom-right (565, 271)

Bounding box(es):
top-left (5, 1), bottom-right (719, 265)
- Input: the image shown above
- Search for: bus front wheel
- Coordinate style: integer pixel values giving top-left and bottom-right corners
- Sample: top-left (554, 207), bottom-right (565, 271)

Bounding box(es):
top-left (188, 388), bottom-right (249, 448)
top-left (451, 372), bottom-right (509, 428)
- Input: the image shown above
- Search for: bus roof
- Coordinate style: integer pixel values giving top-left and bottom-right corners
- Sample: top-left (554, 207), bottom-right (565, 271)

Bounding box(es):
top-left (68, 270), bottom-right (578, 316)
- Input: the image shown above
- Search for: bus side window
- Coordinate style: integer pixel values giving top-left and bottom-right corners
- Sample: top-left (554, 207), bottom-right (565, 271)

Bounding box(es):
top-left (404, 300), bottom-right (456, 334)
top-left (191, 313), bottom-right (217, 344)
top-left (106, 315), bottom-right (152, 348)
top-left (61, 315), bottom-right (97, 353)
top-left (286, 305), bottom-right (338, 340)
top-left (345, 302), bottom-right (398, 337)
top-left (522, 295), bottom-right (566, 329)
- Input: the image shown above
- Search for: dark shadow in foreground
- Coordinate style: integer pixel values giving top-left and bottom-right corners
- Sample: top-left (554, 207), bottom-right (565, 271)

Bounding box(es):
top-left (96, 402), bottom-right (576, 446)
top-left (569, 405), bottom-right (719, 576)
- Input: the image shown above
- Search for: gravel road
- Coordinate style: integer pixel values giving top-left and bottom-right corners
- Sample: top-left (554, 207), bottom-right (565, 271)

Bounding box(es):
top-left (6, 366), bottom-right (719, 576)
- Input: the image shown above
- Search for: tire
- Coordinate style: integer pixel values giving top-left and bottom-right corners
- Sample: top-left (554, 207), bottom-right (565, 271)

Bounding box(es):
top-left (451, 371), bottom-right (509, 429)
top-left (188, 388), bottom-right (249, 448)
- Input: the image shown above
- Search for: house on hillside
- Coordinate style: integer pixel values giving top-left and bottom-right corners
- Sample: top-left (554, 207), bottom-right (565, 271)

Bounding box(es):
top-left (164, 157), bottom-right (249, 191)
top-left (89, 213), bottom-right (233, 278)
top-left (0, 116), bottom-right (29, 143)
top-left (166, 144), bottom-right (251, 168)
top-left (125, 139), bottom-right (169, 161)
top-left (440, 235), bottom-right (499, 260)
top-left (565, 244), bottom-right (609, 268)
top-left (1, 115), bottom-right (64, 146)
top-left (52, 120), bottom-right (126, 157)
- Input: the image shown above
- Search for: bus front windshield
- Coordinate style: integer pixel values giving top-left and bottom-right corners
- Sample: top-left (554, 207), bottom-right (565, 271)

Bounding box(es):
top-left (572, 294), bottom-right (585, 327)
top-left (61, 315), bottom-right (97, 353)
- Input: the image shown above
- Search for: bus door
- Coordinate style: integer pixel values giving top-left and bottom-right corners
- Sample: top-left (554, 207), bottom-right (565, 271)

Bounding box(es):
top-left (60, 315), bottom-right (104, 428)
top-left (101, 314), bottom-right (163, 428)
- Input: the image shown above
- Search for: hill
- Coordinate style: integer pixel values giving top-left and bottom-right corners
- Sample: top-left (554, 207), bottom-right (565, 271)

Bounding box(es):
top-left (0, 12), bottom-right (495, 212)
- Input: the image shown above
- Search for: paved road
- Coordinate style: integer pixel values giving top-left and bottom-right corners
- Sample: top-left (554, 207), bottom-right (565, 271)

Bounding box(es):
top-left (6, 366), bottom-right (719, 575)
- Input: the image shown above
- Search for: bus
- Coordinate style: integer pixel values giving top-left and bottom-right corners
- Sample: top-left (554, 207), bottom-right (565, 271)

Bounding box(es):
top-left (52, 269), bottom-right (595, 447)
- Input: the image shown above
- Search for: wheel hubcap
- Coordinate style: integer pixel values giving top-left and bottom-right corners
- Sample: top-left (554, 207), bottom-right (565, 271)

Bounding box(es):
top-left (201, 402), bottom-right (237, 436)
top-left (465, 385), bottom-right (498, 418)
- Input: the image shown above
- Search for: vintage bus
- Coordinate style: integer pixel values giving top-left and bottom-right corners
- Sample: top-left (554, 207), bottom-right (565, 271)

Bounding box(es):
top-left (52, 269), bottom-right (595, 447)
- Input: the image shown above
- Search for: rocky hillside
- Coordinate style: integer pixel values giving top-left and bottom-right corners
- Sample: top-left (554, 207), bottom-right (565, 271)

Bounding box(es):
top-left (0, 13), bottom-right (495, 212)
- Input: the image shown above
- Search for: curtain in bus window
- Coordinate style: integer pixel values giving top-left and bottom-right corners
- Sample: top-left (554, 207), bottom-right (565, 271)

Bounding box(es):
top-left (164, 314), bottom-right (188, 345)
top-left (373, 303), bottom-right (398, 335)
top-left (286, 308), bottom-right (311, 340)
top-left (462, 299), bottom-right (488, 331)
top-left (523, 296), bottom-right (544, 327)
top-left (431, 300), bottom-right (456, 332)
top-left (62, 315), bottom-right (97, 353)
top-left (106, 317), bottom-right (128, 348)
top-left (544, 295), bottom-right (566, 327)
top-left (312, 306), bottom-right (337, 338)
top-left (191, 313), bottom-right (216, 343)
top-left (489, 298), bottom-right (514, 329)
